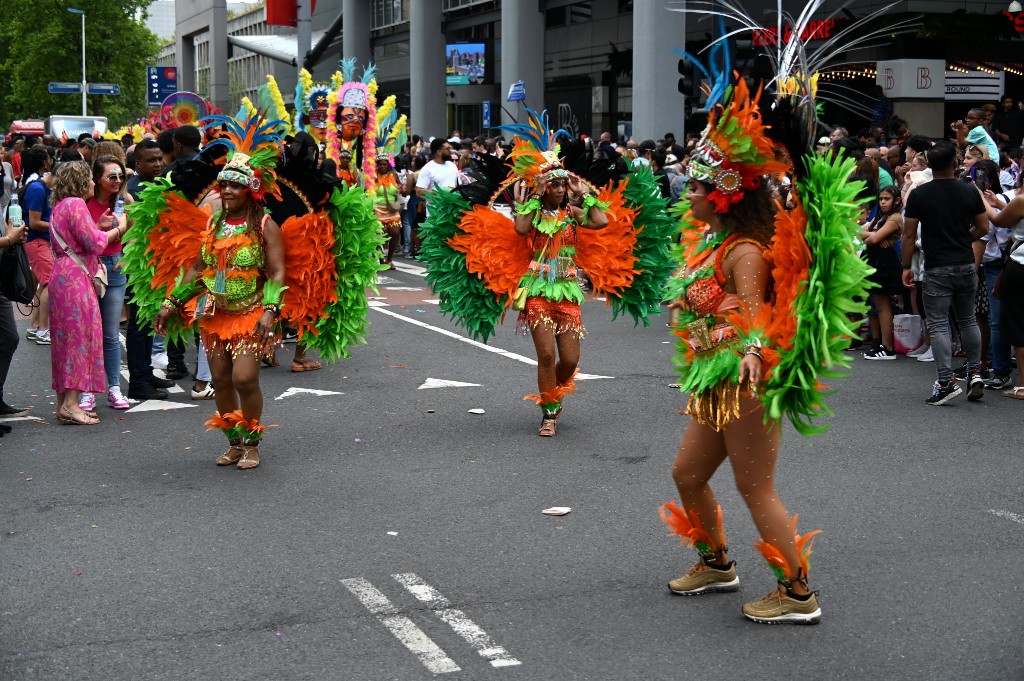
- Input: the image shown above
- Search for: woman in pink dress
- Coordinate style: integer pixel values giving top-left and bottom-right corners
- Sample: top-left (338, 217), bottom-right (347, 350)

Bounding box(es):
top-left (48, 161), bottom-right (128, 425)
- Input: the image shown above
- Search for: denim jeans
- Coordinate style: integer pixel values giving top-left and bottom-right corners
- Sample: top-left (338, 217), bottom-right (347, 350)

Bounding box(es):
top-left (196, 338), bottom-right (211, 382)
top-left (922, 264), bottom-right (982, 383)
top-left (99, 254), bottom-right (127, 389)
top-left (983, 260), bottom-right (1011, 375)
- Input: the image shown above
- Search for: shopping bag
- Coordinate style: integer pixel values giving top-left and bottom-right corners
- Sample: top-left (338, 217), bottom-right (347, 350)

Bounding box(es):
top-left (893, 313), bottom-right (923, 354)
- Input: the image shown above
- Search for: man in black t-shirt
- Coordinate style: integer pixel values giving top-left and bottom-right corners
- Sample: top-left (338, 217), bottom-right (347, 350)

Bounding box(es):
top-left (901, 140), bottom-right (989, 405)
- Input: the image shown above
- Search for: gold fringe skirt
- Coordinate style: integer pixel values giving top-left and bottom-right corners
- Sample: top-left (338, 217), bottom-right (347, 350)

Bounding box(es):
top-left (684, 381), bottom-right (744, 432)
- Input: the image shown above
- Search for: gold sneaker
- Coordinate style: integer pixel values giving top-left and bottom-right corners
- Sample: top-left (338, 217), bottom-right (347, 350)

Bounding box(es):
top-left (742, 584), bottom-right (821, 624)
top-left (668, 555), bottom-right (739, 595)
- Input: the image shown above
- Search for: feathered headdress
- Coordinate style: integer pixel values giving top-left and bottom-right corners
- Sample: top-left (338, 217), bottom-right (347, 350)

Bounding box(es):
top-left (496, 107), bottom-right (573, 187)
top-left (670, 0), bottom-right (919, 175)
top-left (374, 95), bottom-right (408, 163)
top-left (687, 77), bottom-right (790, 213)
top-left (326, 58), bottom-right (379, 188)
top-left (292, 68), bottom-right (332, 134)
top-left (201, 110), bottom-right (286, 204)
top-left (256, 75), bottom-right (294, 138)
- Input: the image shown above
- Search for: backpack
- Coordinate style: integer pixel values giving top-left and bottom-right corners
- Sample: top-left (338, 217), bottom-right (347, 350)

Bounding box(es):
top-left (16, 178), bottom-right (44, 214)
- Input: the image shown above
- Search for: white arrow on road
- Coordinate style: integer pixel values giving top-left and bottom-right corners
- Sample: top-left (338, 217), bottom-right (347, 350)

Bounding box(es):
top-left (274, 387), bottom-right (344, 400)
top-left (576, 372), bottom-right (615, 380)
top-left (128, 400), bottom-right (198, 412)
top-left (418, 378), bottom-right (482, 390)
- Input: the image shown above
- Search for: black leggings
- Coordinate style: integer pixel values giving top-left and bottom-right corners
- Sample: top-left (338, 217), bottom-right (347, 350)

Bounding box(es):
top-left (0, 296), bottom-right (20, 397)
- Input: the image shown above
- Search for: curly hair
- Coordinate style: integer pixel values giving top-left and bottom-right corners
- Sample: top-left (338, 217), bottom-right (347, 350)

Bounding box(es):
top-left (94, 140), bottom-right (126, 165)
top-left (703, 181), bottom-right (776, 245)
top-left (50, 160), bottom-right (93, 205)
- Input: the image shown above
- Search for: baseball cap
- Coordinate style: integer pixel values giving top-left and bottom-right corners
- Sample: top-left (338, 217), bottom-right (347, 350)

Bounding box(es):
top-left (817, 136), bottom-right (831, 146)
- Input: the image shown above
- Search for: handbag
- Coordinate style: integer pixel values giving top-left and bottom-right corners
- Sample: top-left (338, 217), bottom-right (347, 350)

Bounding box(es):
top-left (51, 228), bottom-right (108, 297)
top-left (0, 242), bottom-right (36, 305)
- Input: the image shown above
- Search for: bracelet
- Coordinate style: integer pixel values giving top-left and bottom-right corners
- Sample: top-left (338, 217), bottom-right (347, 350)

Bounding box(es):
top-left (263, 304), bottom-right (281, 318)
top-left (744, 349), bottom-right (764, 362)
top-left (161, 297), bottom-right (179, 313)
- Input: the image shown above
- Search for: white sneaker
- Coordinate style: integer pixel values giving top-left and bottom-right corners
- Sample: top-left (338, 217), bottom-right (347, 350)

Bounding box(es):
top-left (107, 386), bottom-right (130, 409)
top-left (151, 352), bottom-right (169, 370)
top-left (26, 327), bottom-right (39, 340)
top-left (907, 344), bottom-right (928, 358)
top-left (916, 347), bottom-right (935, 362)
top-left (34, 329), bottom-right (51, 345)
top-left (79, 392), bottom-right (96, 411)
top-left (190, 383), bottom-right (216, 400)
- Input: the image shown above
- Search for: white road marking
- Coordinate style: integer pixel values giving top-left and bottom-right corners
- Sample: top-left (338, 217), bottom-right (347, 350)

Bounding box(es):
top-left (989, 509), bottom-right (1024, 524)
top-left (371, 306), bottom-right (538, 366)
top-left (422, 299), bottom-right (440, 305)
top-left (0, 415), bottom-right (45, 423)
top-left (368, 300), bottom-right (390, 308)
top-left (371, 307), bottom-right (617, 380)
top-left (393, 261), bottom-right (428, 276)
top-left (128, 401), bottom-right (198, 413)
top-left (385, 286), bottom-right (425, 292)
top-left (418, 378), bottom-right (482, 390)
top-left (274, 387), bottom-right (344, 400)
top-left (393, 573), bottom-right (522, 668)
top-left (342, 578), bottom-right (462, 674)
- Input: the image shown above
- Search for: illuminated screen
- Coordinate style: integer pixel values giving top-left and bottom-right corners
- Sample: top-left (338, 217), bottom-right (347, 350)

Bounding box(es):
top-left (446, 43), bottom-right (486, 86)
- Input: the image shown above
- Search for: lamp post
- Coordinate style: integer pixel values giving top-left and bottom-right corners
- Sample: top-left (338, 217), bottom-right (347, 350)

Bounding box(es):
top-left (67, 7), bottom-right (86, 116)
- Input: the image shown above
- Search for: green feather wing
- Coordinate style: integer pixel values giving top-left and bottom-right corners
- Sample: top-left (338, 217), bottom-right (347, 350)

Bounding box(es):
top-left (609, 166), bottom-right (679, 325)
top-left (302, 184), bottom-right (386, 361)
top-left (418, 188), bottom-right (506, 343)
top-left (762, 153), bottom-right (874, 435)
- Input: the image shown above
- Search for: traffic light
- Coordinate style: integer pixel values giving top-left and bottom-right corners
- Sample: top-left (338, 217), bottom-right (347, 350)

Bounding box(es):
top-left (677, 59), bottom-right (695, 96)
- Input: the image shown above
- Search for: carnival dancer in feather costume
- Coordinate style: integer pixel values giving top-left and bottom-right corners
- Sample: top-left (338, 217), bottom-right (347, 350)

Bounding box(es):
top-left (418, 108), bottom-right (676, 436)
top-left (122, 108), bottom-right (383, 469)
top-left (659, 1), bottom-right (887, 623)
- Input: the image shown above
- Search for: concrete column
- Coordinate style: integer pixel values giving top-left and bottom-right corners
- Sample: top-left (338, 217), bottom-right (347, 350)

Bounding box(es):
top-left (342, 0), bottom-right (372, 66)
top-left (174, 0), bottom-right (228, 112)
top-left (500, 2), bottom-right (544, 127)
top-left (409, 0), bottom-right (446, 139)
top-left (632, 3), bottom-right (686, 141)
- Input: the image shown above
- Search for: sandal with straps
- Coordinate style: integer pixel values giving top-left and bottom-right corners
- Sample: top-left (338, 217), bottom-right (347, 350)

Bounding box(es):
top-left (538, 418), bottom-right (557, 437)
top-left (1002, 386), bottom-right (1024, 400)
top-left (291, 358), bottom-right (322, 372)
top-left (216, 441), bottom-right (244, 466)
top-left (236, 444), bottom-right (261, 470)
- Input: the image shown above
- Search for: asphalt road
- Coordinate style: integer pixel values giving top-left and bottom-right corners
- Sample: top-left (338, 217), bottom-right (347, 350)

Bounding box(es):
top-left (2, 259), bottom-right (1022, 680)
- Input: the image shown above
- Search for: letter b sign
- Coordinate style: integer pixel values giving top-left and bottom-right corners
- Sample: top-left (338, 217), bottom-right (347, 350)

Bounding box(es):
top-left (884, 68), bottom-right (894, 90)
top-left (917, 67), bottom-right (931, 89)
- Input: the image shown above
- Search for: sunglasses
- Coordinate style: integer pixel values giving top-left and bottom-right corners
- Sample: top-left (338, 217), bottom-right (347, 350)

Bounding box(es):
top-left (105, 173), bottom-right (124, 181)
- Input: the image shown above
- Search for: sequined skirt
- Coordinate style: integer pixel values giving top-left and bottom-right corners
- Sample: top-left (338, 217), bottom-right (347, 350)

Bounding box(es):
top-left (516, 296), bottom-right (584, 338)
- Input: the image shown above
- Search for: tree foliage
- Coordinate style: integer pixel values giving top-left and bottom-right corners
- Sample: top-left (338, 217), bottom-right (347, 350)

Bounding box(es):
top-left (0, 0), bottom-right (162, 130)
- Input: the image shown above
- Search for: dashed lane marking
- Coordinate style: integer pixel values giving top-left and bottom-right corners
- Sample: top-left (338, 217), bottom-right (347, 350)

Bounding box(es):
top-left (393, 573), bottom-right (522, 668)
top-left (989, 509), bottom-right (1024, 524)
top-left (342, 578), bottom-right (462, 674)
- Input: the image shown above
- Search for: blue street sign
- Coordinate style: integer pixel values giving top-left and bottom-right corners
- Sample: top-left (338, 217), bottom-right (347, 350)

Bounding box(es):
top-left (87, 83), bottom-right (120, 96)
top-left (48, 82), bottom-right (83, 94)
top-left (147, 66), bottom-right (179, 106)
top-left (482, 101), bottom-right (491, 129)
top-left (507, 81), bottom-right (526, 102)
